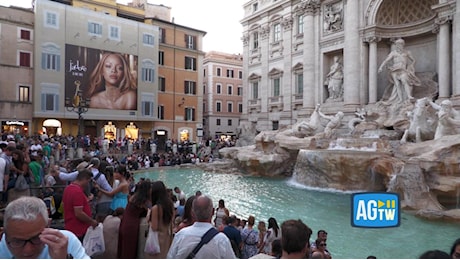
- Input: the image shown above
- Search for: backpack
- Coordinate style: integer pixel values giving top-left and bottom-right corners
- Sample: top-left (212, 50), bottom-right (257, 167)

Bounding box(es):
top-left (87, 171), bottom-right (102, 197)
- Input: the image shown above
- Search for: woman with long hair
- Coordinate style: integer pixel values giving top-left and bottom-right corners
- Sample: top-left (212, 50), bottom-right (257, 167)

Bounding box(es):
top-left (117, 179), bottom-right (151, 258)
top-left (214, 199), bottom-right (230, 228)
top-left (96, 165), bottom-right (130, 210)
top-left (174, 195), bottom-right (196, 233)
top-left (87, 52), bottom-right (137, 110)
top-left (241, 215), bottom-right (259, 258)
top-left (9, 149), bottom-right (31, 199)
top-left (145, 181), bottom-right (175, 258)
top-left (261, 217), bottom-right (281, 254)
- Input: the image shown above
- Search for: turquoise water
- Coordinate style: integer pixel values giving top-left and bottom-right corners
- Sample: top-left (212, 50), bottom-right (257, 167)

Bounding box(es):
top-left (135, 167), bottom-right (460, 259)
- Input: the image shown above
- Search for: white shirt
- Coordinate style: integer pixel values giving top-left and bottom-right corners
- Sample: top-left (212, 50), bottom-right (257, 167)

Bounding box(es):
top-left (167, 222), bottom-right (236, 259)
top-left (0, 157), bottom-right (5, 192)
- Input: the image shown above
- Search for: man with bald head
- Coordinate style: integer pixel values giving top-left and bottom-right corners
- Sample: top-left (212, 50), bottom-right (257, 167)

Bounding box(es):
top-left (167, 195), bottom-right (236, 258)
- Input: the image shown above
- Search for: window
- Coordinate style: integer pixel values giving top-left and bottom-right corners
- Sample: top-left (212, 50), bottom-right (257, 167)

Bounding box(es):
top-left (216, 101), bottom-right (222, 112)
top-left (273, 78), bottom-right (281, 96)
top-left (158, 77), bottom-right (166, 92)
top-left (227, 102), bottom-right (233, 113)
top-left (227, 85), bottom-right (233, 95)
top-left (253, 32), bottom-right (259, 49)
top-left (159, 51), bottom-right (164, 65)
top-left (159, 28), bottom-right (166, 43)
top-left (41, 85), bottom-right (59, 112)
top-left (109, 25), bottom-right (120, 40)
top-left (217, 68), bottom-right (221, 76)
top-left (296, 73), bottom-right (303, 94)
top-left (19, 86), bottom-right (30, 102)
top-left (141, 59), bottom-right (155, 83)
top-left (44, 11), bottom-right (58, 28)
top-left (185, 56), bottom-right (196, 71)
top-left (227, 69), bottom-right (234, 78)
top-left (20, 29), bottom-right (31, 40)
top-left (216, 84), bottom-right (222, 94)
top-left (185, 35), bottom-right (196, 50)
top-left (228, 119), bottom-right (232, 126)
top-left (216, 118), bottom-right (221, 126)
top-left (238, 71), bottom-right (243, 79)
top-left (88, 22), bottom-right (102, 36)
top-left (297, 15), bottom-right (304, 35)
top-left (253, 2), bottom-right (258, 12)
top-left (237, 87), bottom-right (243, 96)
top-left (203, 84), bottom-right (206, 94)
top-left (41, 43), bottom-right (60, 71)
top-left (143, 33), bottom-right (154, 46)
top-left (273, 23), bottom-right (281, 42)
top-left (238, 103), bottom-right (243, 113)
top-left (19, 52), bottom-right (31, 67)
top-left (185, 107), bottom-right (195, 121)
top-left (272, 121), bottom-right (279, 130)
top-left (158, 105), bottom-right (165, 119)
top-left (252, 82), bottom-right (259, 99)
top-left (184, 81), bottom-right (197, 94)
top-left (142, 99), bottom-right (154, 117)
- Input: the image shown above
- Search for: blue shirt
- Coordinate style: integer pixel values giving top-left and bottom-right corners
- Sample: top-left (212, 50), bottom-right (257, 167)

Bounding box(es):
top-left (0, 230), bottom-right (90, 259)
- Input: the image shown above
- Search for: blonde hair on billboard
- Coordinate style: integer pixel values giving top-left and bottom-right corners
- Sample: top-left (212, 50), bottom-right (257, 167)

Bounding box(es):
top-left (87, 52), bottom-right (136, 97)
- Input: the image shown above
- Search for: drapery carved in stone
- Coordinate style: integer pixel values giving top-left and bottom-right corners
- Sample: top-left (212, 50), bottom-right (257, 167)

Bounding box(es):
top-left (323, 1), bottom-right (343, 34)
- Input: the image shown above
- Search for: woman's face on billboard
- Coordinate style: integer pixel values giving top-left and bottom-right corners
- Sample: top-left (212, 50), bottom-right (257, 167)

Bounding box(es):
top-left (103, 54), bottom-right (124, 87)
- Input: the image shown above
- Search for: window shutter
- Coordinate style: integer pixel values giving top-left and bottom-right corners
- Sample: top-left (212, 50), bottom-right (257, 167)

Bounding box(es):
top-left (193, 58), bottom-right (196, 71)
top-left (41, 53), bottom-right (46, 69)
top-left (54, 94), bottom-right (59, 111)
top-left (192, 108), bottom-right (195, 121)
top-left (41, 93), bottom-right (46, 111)
top-left (56, 55), bottom-right (60, 71)
top-left (184, 81), bottom-right (187, 94)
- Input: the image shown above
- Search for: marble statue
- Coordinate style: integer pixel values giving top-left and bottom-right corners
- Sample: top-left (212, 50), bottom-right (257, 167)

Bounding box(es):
top-left (325, 56), bottom-right (344, 102)
top-left (316, 105), bottom-right (344, 139)
top-left (428, 99), bottom-right (460, 140)
top-left (400, 97), bottom-right (435, 144)
top-left (324, 4), bottom-right (343, 32)
top-left (378, 38), bottom-right (421, 103)
top-left (279, 104), bottom-right (322, 138)
top-left (236, 121), bottom-right (258, 147)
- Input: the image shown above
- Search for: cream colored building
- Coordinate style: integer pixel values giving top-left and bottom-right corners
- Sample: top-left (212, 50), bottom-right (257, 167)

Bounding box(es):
top-left (240, 0), bottom-right (459, 131)
top-left (203, 51), bottom-right (243, 139)
top-left (32, 0), bottom-right (205, 145)
top-left (0, 6), bottom-right (34, 136)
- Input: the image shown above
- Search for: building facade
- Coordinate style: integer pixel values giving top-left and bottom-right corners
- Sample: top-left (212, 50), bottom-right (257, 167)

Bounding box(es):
top-left (31, 0), bottom-right (205, 147)
top-left (0, 6), bottom-right (34, 136)
top-left (240, 0), bottom-right (459, 131)
top-left (203, 51), bottom-right (243, 139)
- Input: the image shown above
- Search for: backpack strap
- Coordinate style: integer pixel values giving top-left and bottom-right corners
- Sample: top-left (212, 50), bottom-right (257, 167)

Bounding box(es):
top-left (186, 227), bottom-right (219, 259)
top-left (93, 171), bottom-right (102, 182)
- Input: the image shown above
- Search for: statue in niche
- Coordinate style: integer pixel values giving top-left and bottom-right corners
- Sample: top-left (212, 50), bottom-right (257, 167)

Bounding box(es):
top-left (428, 99), bottom-right (460, 140)
top-left (323, 4), bottom-right (343, 33)
top-left (378, 38), bottom-right (421, 104)
top-left (324, 55), bottom-right (344, 102)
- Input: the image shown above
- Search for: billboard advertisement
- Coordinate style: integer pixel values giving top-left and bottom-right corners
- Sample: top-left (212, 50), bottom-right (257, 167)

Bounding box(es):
top-left (65, 44), bottom-right (138, 110)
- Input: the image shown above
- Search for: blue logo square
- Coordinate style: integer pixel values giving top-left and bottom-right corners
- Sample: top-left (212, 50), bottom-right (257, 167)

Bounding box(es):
top-left (352, 192), bottom-right (400, 228)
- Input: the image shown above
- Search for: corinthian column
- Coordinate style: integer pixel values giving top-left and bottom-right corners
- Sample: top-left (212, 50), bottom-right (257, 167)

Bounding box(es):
top-left (367, 37), bottom-right (380, 103)
top-left (343, 0), bottom-right (360, 106)
top-left (301, 0), bottom-right (320, 110)
top-left (435, 16), bottom-right (452, 99)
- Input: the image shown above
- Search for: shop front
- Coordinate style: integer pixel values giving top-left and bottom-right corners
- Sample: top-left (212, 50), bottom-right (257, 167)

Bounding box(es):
top-left (1, 120), bottom-right (29, 136)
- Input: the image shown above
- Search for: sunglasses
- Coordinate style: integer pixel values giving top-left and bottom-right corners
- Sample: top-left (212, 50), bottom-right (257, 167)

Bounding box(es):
top-left (319, 243), bottom-right (327, 247)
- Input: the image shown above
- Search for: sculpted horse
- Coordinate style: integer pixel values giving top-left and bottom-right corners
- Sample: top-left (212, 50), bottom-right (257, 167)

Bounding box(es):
top-left (400, 97), bottom-right (435, 144)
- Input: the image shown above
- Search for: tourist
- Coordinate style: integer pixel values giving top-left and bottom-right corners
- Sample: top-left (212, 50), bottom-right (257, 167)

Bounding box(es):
top-left (145, 180), bottom-right (175, 258)
top-left (257, 221), bottom-right (267, 254)
top-left (117, 180), bottom-right (151, 258)
top-left (271, 239), bottom-right (282, 259)
top-left (174, 195), bottom-right (196, 233)
top-left (378, 38), bottom-right (421, 103)
top-left (167, 195), bottom-right (236, 258)
top-left (174, 186), bottom-right (186, 201)
top-left (101, 207), bottom-right (124, 259)
top-left (261, 217), bottom-right (281, 255)
top-left (310, 230), bottom-right (329, 252)
top-left (214, 198), bottom-right (230, 228)
top-left (90, 157), bottom-right (113, 220)
top-left (419, 250), bottom-right (450, 258)
top-left (241, 215), bottom-right (259, 258)
top-left (8, 149), bottom-right (31, 201)
top-left (0, 196), bottom-right (89, 259)
top-left (450, 238), bottom-right (460, 259)
top-left (313, 239), bottom-right (331, 259)
top-left (28, 154), bottom-right (44, 197)
top-left (223, 215), bottom-right (242, 258)
top-left (95, 165), bottom-right (129, 211)
top-left (62, 168), bottom-right (98, 241)
top-left (280, 219), bottom-right (312, 259)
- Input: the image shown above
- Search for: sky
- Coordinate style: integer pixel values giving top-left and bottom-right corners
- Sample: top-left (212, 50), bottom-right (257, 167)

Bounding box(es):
top-left (0, 0), bottom-right (247, 54)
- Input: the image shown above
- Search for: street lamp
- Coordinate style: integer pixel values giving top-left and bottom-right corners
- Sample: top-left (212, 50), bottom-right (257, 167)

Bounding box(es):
top-left (65, 80), bottom-right (90, 139)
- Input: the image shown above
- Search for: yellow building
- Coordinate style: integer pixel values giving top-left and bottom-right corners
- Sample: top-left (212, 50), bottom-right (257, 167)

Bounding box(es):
top-left (32, 0), bottom-right (205, 147)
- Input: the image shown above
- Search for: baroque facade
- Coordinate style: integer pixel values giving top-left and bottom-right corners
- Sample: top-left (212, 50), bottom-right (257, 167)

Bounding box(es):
top-left (202, 51), bottom-right (243, 139)
top-left (240, 0), bottom-right (459, 131)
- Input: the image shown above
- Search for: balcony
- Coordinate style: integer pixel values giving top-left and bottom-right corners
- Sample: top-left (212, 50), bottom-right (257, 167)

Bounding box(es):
top-left (292, 94), bottom-right (303, 110)
top-left (248, 99), bottom-right (261, 113)
top-left (269, 96), bottom-right (283, 112)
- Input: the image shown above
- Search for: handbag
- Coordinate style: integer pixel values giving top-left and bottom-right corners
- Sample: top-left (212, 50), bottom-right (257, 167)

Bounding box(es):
top-left (83, 223), bottom-right (105, 257)
top-left (14, 174), bottom-right (29, 191)
top-left (144, 227), bottom-right (160, 255)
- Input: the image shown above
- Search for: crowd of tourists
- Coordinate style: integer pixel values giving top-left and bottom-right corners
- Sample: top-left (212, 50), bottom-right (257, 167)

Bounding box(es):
top-left (0, 132), bottom-right (459, 259)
